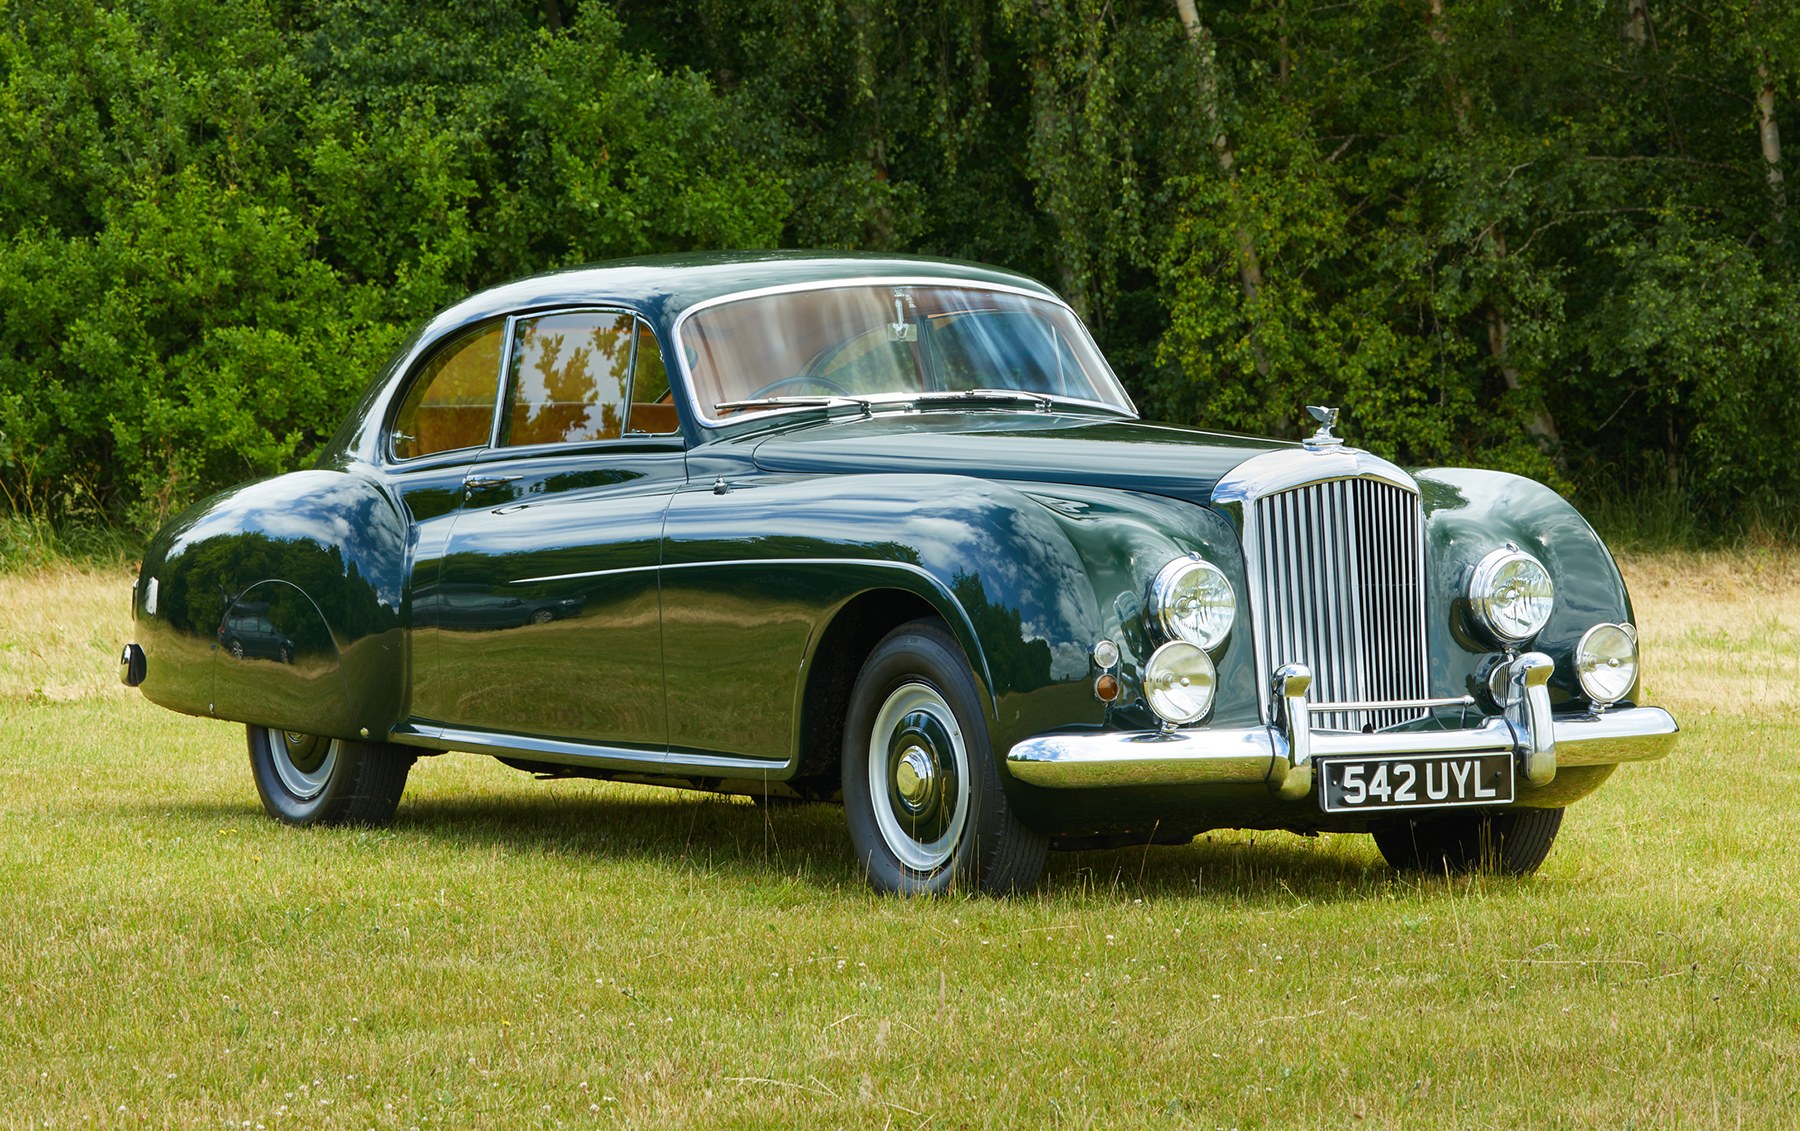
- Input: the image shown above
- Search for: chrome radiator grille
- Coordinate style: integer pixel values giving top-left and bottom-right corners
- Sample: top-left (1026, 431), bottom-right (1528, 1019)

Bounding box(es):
top-left (1248, 476), bottom-right (1428, 732)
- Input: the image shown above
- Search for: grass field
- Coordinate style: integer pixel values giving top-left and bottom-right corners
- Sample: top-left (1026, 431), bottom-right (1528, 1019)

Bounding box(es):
top-left (2, 553), bottom-right (1796, 1128)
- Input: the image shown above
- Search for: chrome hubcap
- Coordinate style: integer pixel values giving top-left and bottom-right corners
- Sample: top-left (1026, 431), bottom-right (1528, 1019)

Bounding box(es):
top-left (895, 746), bottom-right (936, 812)
top-left (868, 681), bottom-right (969, 872)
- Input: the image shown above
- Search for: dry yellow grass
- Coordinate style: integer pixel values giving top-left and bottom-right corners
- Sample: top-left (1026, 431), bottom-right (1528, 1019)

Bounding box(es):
top-left (1621, 549), bottom-right (1800, 717)
top-left (0, 562), bottom-right (139, 704)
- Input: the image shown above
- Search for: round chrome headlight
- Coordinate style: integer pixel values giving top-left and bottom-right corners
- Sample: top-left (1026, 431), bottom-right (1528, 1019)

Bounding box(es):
top-left (1576, 622), bottom-right (1638, 707)
top-left (1149, 556), bottom-right (1235, 651)
top-left (1468, 547), bottom-right (1554, 645)
top-left (1144, 641), bottom-right (1217, 725)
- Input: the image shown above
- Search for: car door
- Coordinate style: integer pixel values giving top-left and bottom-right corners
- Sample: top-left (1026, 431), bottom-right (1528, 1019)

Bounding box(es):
top-left (381, 318), bottom-right (512, 728)
top-left (409, 310), bottom-right (686, 756)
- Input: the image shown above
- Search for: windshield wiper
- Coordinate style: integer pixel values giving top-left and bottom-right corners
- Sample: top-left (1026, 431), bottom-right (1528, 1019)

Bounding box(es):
top-left (908, 389), bottom-right (1134, 416)
top-left (714, 395), bottom-right (874, 415)
top-left (909, 388), bottom-right (1057, 411)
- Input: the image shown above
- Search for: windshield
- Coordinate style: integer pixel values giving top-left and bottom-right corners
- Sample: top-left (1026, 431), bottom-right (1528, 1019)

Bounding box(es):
top-left (679, 282), bottom-right (1136, 421)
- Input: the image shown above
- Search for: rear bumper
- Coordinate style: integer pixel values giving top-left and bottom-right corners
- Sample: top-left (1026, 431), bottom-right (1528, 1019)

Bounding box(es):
top-left (1005, 655), bottom-right (1677, 796)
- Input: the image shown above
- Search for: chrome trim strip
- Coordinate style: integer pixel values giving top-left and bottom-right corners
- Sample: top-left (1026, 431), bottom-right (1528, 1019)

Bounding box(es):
top-left (1213, 446), bottom-right (1418, 504)
top-left (510, 556), bottom-right (946, 587)
top-left (490, 313), bottom-right (520, 448)
top-left (668, 276), bottom-right (1139, 428)
top-left (395, 724), bottom-right (790, 777)
top-left (513, 563), bottom-right (661, 584)
top-left (1309, 695), bottom-right (1476, 713)
top-left (1004, 705), bottom-right (1677, 790)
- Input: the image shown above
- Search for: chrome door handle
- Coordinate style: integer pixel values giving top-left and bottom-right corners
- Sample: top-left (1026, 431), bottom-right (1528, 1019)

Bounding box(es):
top-left (464, 474), bottom-right (522, 490)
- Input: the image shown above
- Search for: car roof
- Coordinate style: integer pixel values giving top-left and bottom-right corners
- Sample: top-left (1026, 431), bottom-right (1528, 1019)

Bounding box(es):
top-left (420, 252), bottom-right (1060, 342)
top-left (327, 252), bottom-right (1068, 462)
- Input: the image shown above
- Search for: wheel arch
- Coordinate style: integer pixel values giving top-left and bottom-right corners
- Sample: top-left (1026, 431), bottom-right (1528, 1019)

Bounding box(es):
top-left (665, 469), bottom-right (1110, 774)
top-left (792, 588), bottom-right (946, 790)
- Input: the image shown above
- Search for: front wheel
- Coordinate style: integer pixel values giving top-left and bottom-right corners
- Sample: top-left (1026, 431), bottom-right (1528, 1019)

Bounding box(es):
top-left (247, 725), bottom-right (415, 827)
top-left (1371, 807), bottom-right (1564, 876)
top-left (842, 620), bottom-right (1047, 896)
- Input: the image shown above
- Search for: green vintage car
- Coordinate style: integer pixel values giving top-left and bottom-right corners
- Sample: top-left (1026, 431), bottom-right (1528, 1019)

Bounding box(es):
top-left (122, 253), bottom-right (1677, 894)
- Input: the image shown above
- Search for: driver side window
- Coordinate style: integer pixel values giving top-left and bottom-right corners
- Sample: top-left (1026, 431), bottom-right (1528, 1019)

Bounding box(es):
top-left (503, 311), bottom-right (678, 445)
top-left (505, 311), bottom-right (633, 446)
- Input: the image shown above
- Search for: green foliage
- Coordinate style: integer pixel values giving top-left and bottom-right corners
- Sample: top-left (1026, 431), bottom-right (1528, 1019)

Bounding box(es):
top-left (2, 0), bottom-right (1798, 538)
top-left (0, 0), bottom-right (784, 529)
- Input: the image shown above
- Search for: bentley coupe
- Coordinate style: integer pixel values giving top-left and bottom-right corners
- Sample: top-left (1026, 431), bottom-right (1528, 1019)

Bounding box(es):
top-left (122, 253), bottom-right (1678, 894)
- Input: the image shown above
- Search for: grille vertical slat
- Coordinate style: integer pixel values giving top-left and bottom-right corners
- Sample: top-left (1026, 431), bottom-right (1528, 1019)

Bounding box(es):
top-left (1250, 476), bottom-right (1427, 733)
top-left (1334, 479), bottom-right (1356, 732)
top-left (1318, 482), bottom-right (1339, 732)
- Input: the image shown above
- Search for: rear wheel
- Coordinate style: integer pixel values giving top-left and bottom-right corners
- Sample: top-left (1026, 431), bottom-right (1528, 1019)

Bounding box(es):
top-left (247, 725), bottom-right (415, 827)
top-left (1372, 807), bottom-right (1564, 876)
top-left (842, 619), bottom-right (1047, 896)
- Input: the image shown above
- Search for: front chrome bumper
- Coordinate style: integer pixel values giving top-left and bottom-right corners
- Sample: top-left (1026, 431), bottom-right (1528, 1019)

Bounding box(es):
top-left (1006, 654), bottom-right (1678, 795)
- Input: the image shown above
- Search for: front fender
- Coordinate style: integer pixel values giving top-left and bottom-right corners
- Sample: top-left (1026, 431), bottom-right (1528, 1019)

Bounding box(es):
top-left (1009, 485), bottom-right (1257, 731)
top-left (1419, 469), bottom-right (1636, 706)
top-left (661, 467), bottom-right (1256, 788)
top-left (663, 470), bottom-right (1107, 762)
top-left (133, 468), bottom-right (408, 737)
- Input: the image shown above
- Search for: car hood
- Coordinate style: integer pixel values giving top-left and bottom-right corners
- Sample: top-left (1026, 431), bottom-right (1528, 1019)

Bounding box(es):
top-left (748, 411), bottom-right (1287, 505)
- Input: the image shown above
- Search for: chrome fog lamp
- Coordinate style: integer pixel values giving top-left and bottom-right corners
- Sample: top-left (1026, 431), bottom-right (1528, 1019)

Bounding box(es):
top-left (1469, 547), bottom-right (1554, 645)
top-left (1149, 555), bottom-right (1235, 651)
top-left (1576, 622), bottom-right (1638, 708)
top-left (1144, 641), bottom-right (1217, 725)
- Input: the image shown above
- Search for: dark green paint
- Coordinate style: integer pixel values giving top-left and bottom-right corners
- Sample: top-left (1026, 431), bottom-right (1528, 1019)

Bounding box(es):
top-left (131, 258), bottom-right (1658, 841)
top-left (1417, 469), bottom-right (1636, 707)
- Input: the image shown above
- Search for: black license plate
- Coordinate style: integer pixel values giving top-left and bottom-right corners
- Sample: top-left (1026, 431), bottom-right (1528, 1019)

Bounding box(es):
top-left (1319, 752), bottom-right (1514, 814)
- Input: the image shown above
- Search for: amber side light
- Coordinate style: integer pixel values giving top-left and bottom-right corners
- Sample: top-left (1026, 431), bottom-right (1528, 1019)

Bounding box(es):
top-left (1094, 673), bottom-right (1121, 702)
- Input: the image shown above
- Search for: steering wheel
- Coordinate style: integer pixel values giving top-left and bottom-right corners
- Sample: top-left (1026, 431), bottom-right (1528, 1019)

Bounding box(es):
top-left (746, 374), bottom-right (852, 399)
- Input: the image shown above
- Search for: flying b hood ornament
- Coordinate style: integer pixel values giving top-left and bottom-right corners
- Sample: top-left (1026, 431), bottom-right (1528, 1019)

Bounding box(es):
top-left (1303, 405), bottom-right (1342, 451)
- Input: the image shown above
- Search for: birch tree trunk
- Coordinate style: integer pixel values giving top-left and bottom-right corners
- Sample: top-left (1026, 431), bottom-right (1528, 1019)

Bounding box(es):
top-left (1756, 53), bottom-right (1786, 237)
top-left (1622, 0), bottom-right (1652, 51)
top-left (1426, 0), bottom-right (1561, 456)
top-left (849, 0), bottom-right (894, 248)
top-left (1172, 0), bottom-right (1269, 372)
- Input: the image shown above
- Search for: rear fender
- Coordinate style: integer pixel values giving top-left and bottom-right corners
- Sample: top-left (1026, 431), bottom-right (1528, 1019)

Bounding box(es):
top-left (134, 469), bottom-right (407, 737)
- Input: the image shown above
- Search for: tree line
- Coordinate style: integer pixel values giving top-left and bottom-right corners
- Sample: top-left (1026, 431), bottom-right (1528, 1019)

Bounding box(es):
top-left (1, 0), bottom-right (1795, 537)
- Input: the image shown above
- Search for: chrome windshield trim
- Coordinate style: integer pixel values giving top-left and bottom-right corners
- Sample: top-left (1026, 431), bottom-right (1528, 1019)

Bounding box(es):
top-left (670, 276), bottom-right (1139, 428)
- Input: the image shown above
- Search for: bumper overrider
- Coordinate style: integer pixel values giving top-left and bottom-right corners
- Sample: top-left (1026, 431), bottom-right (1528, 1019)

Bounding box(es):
top-left (1006, 652), bottom-right (1677, 796)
